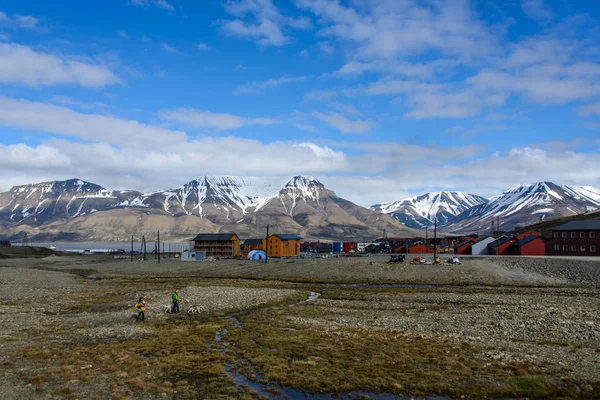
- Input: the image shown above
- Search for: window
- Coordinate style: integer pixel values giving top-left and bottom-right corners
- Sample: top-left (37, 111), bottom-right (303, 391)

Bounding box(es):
top-left (554, 244), bottom-right (559, 250)
top-left (580, 232), bottom-right (585, 238)
top-left (562, 245), bottom-right (568, 251)
top-left (553, 232), bottom-right (558, 238)
top-left (581, 245), bottom-right (586, 252)
top-left (570, 232), bottom-right (576, 238)
top-left (562, 232), bottom-right (567, 238)
top-left (591, 232), bottom-right (596, 239)
top-left (592, 246), bottom-right (597, 252)
top-left (571, 245), bottom-right (576, 251)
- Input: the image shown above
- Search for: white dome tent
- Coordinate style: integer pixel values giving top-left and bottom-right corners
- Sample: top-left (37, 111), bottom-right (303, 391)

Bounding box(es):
top-left (247, 250), bottom-right (267, 260)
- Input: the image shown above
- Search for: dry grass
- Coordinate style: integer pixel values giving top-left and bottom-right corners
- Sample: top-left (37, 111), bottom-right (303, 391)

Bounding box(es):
top-left (227, 300), bottom-right (597, 399)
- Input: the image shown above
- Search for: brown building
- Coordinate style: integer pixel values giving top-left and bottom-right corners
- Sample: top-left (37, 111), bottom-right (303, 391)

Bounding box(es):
top-left (267, 234), bottom-right (301, 257)
top-left (242, 238), bottom-right (265, 257)
top-left (546, 221), bottom-right (600, 256)
top-left (191, 233), bottom-right (241, 258)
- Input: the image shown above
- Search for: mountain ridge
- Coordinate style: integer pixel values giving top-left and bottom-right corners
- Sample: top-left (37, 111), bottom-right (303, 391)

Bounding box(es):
top-left (0, 175), bottom-right (418, 241)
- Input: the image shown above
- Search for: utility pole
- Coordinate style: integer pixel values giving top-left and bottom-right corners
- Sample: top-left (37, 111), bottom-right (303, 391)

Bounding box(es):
top-left (433, 217), bottom-right (437, 260)
top-left (157, 231), bottom-right (160, 264)
top-left (265, 224), bottom-right (269, 264)
top-left (131, 236), bottom-right (134, 262)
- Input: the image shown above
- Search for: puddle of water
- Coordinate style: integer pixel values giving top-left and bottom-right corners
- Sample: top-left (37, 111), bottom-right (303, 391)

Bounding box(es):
top-left (226, 362), bottom-right (446, 400)
top-left (210, 291), bottom-right (450, 400)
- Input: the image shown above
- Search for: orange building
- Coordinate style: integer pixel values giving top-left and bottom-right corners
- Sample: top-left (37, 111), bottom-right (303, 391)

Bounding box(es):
top-left (242, 238), bottom-right (265, 257)
top-left (266, 234), bottom-right (301, 257)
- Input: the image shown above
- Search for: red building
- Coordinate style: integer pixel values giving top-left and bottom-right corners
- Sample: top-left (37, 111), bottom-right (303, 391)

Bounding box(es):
top-left (487, 236), bottom-right (515, 255)
top-left (343, 242), bottom-right (357, 253)
top-left (454, 239), bottom-right (476, 255)
top-left (408, 244), bottom-right (435, 254)
top-left (509, 236), bottom-right (546, 256)
top-left (546, 221), bottom-right (600, 256)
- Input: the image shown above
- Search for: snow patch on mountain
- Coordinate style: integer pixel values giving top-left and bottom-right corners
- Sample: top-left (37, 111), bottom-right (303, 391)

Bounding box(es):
top-left (371, 191), bottom-right (488, 229)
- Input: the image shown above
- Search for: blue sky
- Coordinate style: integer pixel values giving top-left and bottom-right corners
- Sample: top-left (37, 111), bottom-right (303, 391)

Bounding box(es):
top-left (1, 0), bottom-right (600, 206)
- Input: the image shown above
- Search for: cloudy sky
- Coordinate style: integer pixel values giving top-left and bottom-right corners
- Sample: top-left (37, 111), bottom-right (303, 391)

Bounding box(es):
top-left (1, 0), bottom-right (600, 206)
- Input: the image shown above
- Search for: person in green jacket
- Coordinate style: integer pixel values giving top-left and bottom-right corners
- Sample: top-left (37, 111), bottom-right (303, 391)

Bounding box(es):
top-left (171, 290), bottom-right (180, 313)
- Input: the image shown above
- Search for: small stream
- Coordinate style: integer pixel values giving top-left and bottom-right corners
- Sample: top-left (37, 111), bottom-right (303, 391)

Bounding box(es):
top-left (208, 291), bottom-right (448, 400)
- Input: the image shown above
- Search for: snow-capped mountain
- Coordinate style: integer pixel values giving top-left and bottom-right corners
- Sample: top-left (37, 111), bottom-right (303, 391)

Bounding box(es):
top-left (138, 175), bottom-right (279, 224)
top-left (0, 176), bottom-right (418, 241)
top-left (447, 182), bottom-right (600, 233)
top-left (0, 179), bottom-right (143, 225)
top-left (222, 176), bottom-right (417, 239)
top-left (371, 192), bottom-right (488, 229)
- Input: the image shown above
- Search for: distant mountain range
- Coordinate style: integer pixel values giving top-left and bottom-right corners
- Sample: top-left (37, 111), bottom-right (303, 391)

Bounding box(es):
top-left (371, 192), bottom-right (488, 229)
top-left (372, 182), bottom-right (600, 234)
top-left (0, 176), bottom-right (417, 242)
top-left (1, 177), bottom-right (599, 242)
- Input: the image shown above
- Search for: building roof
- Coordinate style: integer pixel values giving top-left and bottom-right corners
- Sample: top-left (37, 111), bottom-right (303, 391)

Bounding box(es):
top-left (244, 239), bottom-right (264, 246)
top-left (487, 236), bottom-right (513, 248)
top-left (269, 234), bottom-right (302, 240)
top-left (454, 240), bottom-right (475, 249)
top-left (552, 221), bottom-right (600, 231)
top-left (192, 233), bottom-right (239, 241)
top-left (512, 235), bottom-right (543, 247)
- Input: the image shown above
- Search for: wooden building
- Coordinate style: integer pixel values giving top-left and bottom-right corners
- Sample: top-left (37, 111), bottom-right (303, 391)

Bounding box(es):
top-left (242, 238), bottom-right (265, 257)
top-left (191, 233), bottom-right (241, 259)
top-left (487, 236), bottom-right (515, 256)
top-left (454, 239), bottom-right (476, 255)
top-left (509, 236), bottom-right (546, 256)
top-left (267, 234), bottom-right (301, 257)
top-left (546, 221), bottom-right (600, 256)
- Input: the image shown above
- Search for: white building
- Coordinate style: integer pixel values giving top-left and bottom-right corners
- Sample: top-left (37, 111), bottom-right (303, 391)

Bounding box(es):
top-left (470, 237), bottom-right (496, 255)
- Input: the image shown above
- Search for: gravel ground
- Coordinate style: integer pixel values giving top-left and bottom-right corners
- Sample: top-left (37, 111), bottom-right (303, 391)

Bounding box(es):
top-left (1, 254), bottom-right (599, 398)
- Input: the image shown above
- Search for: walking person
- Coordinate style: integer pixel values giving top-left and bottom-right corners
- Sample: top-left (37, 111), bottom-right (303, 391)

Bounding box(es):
top-left (135, 296), bottom-right (146, 322)
top-left (171, 290), bottom-right (180, 314)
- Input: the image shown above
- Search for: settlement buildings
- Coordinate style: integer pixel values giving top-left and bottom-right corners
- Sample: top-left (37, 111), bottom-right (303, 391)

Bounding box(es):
top-left (267, 234), bottom-right (301, 257)
top-left (192, 233), bottom-right (302, 259)
top-left (191, 233), bottom-right (241, 258)
top-left (546, 221), bottom-right (600, 256)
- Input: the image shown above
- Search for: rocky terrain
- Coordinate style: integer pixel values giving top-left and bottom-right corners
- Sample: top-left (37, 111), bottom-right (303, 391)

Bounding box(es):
top-left (0, 254), bottom-right (599, 399)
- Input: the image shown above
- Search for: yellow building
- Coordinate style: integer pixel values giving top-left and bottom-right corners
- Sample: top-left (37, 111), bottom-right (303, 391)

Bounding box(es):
top-left (191, 233), bottom-right (241, 258)
top-left (266, 234), bottom-right (301, 258)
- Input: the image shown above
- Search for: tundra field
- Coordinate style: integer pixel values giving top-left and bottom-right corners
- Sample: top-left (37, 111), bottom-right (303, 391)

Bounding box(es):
top-left (0, 253), bottom-right (599, 399)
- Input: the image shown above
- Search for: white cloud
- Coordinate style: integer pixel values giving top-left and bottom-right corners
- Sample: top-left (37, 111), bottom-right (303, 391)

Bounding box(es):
top-left (235, 76), bottom-right (306, 94)
top-left (48, 95), bottom-right (109, 110)
top-left (159, 107), bottom-right (277, 130)
top-left (0, 138), bottom-right (349, 193)
top-left (0, 96), bottom-right (187, 149)
top-left (304, 89), bottom-right (337, 101)
top-left (130, 0), bottom-right (174, 12)
top-left (522, 0), bottom-right (553, 25)
top-left (220, 0), bottom-right (312, 46)
top-left (233, 64), bottom-right (248, 71)
top-left (13, 15), bottom-right (40, 29)
top-left (294, 123), bottom-right (319, 133)
top-left (313, 111), bottom-right (373, 133)
top-left (579, 102), bottom-right (600, 116)
top-left (0, 43), bottom-right (121, 88)
top-left (0, 11), bottom-right (40, 29)
top-left (161, 43), bottom-right (180, 53)
top-left (296, 0), bottom-right (498, 62)
top-left (197, 42), bottom-right (210, 50)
